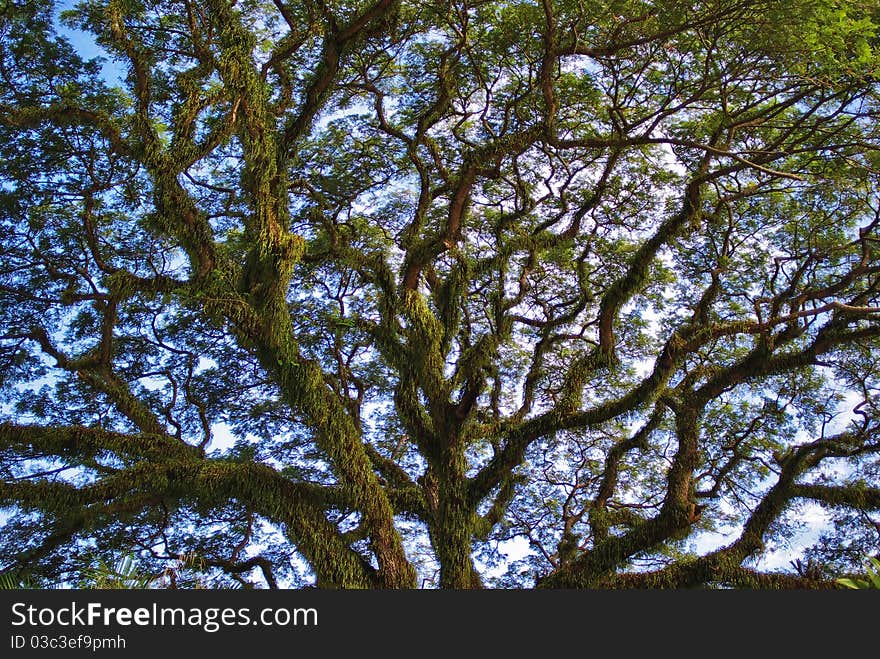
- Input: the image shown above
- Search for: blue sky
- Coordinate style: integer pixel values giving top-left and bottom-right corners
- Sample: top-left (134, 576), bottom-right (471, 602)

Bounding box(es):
top-left (55, 1), bottom-right (121, 85)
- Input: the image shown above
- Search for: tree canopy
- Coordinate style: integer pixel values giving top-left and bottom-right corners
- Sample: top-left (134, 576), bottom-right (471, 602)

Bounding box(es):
top-left (2, 0), bottom-right (880, 589)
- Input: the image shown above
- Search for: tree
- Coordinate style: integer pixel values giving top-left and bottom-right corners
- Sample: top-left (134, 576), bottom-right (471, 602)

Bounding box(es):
top-left (2, 0), bottom-right (880, 590)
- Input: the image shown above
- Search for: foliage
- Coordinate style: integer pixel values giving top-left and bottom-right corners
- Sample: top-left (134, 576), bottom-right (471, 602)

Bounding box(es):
top-left (77, 553), bottom-right (157, 589)
top-left (1, 0), bottom-right (880, 589)
top-left (1, 551), bottom-right (206, 589)
top-left (0, 572), bottom-right (36, 589)
top-left (837, 556), bottom-right (880, 589)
